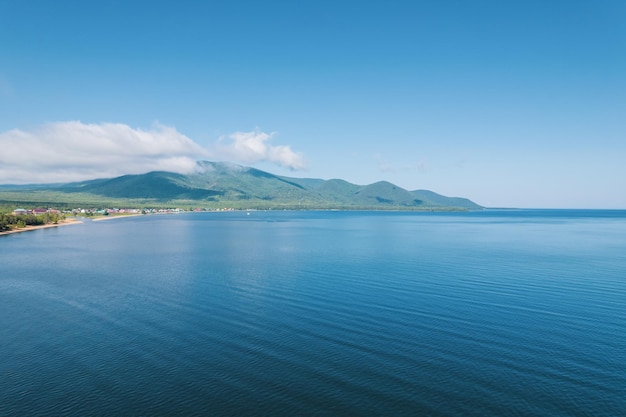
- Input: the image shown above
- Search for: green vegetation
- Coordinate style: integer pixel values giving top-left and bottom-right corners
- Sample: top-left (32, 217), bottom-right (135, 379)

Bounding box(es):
top-left (0, 212), bottom-right (65, 232)
top-left (0, 161), bottom-right (483, 212)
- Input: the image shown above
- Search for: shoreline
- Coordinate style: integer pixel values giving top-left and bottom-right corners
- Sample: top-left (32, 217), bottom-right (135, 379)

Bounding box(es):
top-left (0, 218), bottom-right (83, 237)
top-left (91, 212), bottom-right (186, 221)
top-left (91, 213), bottom-right (145, 222)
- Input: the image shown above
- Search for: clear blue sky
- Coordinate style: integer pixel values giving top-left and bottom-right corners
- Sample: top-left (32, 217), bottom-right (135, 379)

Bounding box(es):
top-left (1, 0), bottom-right (625, 208)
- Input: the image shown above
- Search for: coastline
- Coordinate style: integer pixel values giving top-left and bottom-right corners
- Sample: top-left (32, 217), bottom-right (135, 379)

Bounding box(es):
top-left (91, 212), bottom-right (186, 221)
top-left (91, 214), bottom-right (145, 222)
top-left (0, 218), bottom-right (83, 237)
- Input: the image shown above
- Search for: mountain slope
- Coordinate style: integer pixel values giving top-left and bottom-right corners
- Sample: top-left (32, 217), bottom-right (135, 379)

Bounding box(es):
top-left (411, 190), bottom-right (482, 210)
top-left (60, 171), bottom-right (222, 200)
top-left (352, 181), bottom-right (421, 206)
top-left (2, 161), bottom-right (483, 210)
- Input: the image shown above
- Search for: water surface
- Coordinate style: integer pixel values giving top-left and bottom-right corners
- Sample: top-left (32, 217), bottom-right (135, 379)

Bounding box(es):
top-left (1, 210), bottom-right (625, 416)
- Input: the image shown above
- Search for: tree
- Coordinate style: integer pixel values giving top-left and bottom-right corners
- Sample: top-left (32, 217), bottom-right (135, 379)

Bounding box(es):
top-left (0, 214), bottom-right (8, 232)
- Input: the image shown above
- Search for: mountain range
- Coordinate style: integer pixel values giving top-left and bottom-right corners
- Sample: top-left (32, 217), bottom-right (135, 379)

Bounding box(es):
top-left (1, 161), bottom-right (482, 210)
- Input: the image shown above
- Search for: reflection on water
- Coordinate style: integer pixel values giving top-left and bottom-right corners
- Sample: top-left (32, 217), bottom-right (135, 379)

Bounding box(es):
top-left (1, 210), bottom-right (625, 416)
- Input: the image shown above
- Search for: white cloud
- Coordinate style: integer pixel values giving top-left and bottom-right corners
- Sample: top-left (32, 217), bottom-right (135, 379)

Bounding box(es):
top-left (0, 122), bottom-right (307, 184)
top-left (0, 121), bottom-right (208, 184)
top-left (214, 130), bottom-right (305, 170)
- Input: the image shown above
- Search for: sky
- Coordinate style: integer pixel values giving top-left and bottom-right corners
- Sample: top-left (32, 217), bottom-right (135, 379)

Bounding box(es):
top-left (1, 0), bottom-right (625, 208)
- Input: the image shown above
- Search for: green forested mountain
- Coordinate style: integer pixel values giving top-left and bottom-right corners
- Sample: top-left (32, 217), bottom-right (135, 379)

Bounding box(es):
top-left (410, 189), bottom-right (479, 209)
top-left (0, 161), bottom-right (482, 210)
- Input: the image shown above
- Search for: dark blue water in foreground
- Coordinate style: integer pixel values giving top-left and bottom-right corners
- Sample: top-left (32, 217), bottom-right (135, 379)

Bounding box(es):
top-left (1, 210), bottom-right (625, 416)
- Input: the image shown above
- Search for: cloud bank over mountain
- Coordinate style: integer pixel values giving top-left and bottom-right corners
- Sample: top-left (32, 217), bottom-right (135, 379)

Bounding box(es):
top-left (214, 130), bottom-right (305, 170)
top-left (0, 122), bottom-right (304, 184)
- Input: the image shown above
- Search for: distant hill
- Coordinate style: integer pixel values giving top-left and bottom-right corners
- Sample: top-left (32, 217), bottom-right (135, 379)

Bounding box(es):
top-left (411, 189), bottom-right (479, 210)
top-left (0, 161), bottom-right (482, 210)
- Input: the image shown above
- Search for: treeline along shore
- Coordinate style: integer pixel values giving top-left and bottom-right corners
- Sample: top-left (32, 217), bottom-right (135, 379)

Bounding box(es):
top-left (0, 209), bottom-right (76, 235)
top-left (0, 206), bottom-right (189, 236)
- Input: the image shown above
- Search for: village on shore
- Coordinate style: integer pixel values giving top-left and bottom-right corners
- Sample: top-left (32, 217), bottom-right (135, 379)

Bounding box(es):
top-left (1, 206), bottom-right (242, 235)
top-left (10, 207), bottom-right (241, 217)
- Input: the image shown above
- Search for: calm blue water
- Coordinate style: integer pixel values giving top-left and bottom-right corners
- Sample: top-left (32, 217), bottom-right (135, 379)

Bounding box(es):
top-left (1, 210), bottom-right (625, 416)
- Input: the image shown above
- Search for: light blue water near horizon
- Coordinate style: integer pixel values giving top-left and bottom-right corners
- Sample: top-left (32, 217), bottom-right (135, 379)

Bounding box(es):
top-left (1, 210), bottom-right (625, 416)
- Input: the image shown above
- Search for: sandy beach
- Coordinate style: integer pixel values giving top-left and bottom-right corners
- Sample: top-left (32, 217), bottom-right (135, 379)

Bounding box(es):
top-left (0, 218), bottom-right (83, 237)
top-left (91, 214), bottom-right (145, 221)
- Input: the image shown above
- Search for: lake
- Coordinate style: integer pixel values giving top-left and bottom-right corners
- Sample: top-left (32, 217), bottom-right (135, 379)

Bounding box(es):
top-left (1, 210), bottom-right (625, 416)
